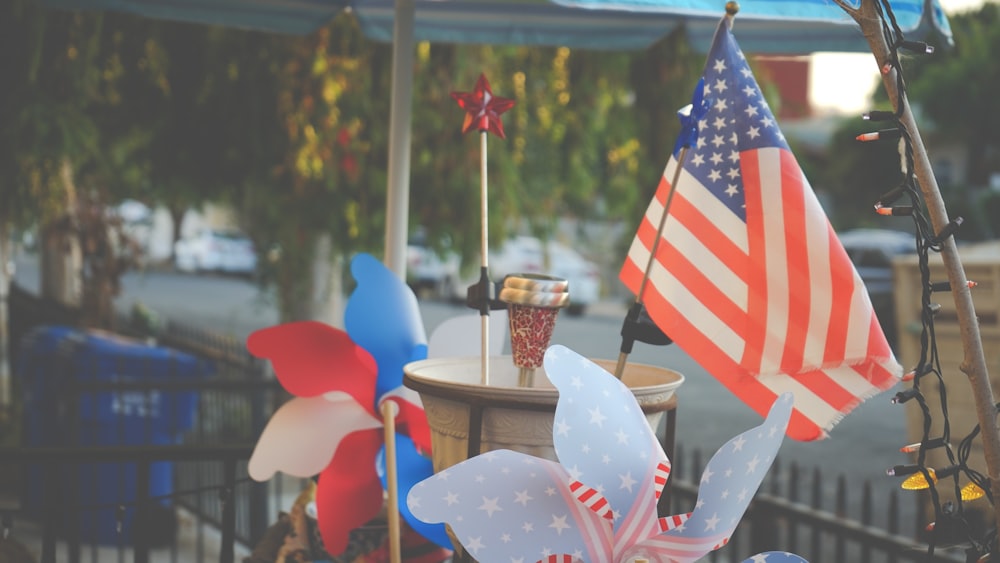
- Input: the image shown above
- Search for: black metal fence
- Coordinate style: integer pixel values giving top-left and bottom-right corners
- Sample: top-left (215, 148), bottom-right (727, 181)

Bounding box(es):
top-left (663, 445), bottom-right (967, 562)
top-left (0, 285), bottom-right (972, 562)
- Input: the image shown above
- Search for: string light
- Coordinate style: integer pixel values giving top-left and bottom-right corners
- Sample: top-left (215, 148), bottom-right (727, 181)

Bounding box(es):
top-left (929, 217), bottom-right (964, 245)
top-left (887, 464), bottom-right (922, 476)
top-left (892, 388), bottom-right (920, 404)
top-left (900, 437), bottom-right (948, 453)
top-left (896, 39), bottom-right (935, 54)
top-left (961, 482), bottom-right (987, 502)
top-left (900, 465), bottom-right (959, 490)
top-left (930, 280), bottom-right (977, 292)
top-left (877, 185), bottom-right (906, 206)
top-left (874, 204), bottom-right (914, 216)
top-left (863, 110), bottom-right (896, 121)
top-left (856, 128), bottom-right (903, 142)
top-left (902, 364), bottom-right (936, 382)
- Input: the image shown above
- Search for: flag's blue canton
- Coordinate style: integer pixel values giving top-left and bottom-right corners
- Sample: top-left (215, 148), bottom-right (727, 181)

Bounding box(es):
top-left (686, 24), bottom-right (789, 222)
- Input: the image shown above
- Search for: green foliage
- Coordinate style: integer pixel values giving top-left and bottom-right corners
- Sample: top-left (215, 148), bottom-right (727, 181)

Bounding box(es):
top-left (2, 6), bottom-right (791, 321)
top-left (904, 3), bottom-right (1000, 187)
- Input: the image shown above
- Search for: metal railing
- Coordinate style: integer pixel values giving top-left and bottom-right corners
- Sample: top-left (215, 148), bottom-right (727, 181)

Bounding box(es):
top-left (2, 285), bottom-right (974, 562)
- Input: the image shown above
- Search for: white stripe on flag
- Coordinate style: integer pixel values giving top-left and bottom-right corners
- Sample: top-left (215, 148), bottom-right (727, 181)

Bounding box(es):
top-left (642, 258), bottom-right (746, 364)
top-left (756, 149), bottom-right (790, 375)
top-left (755, 374), bottom-right (842, 428)
top-left (820, 365), bottom-right (884, 398)
top-left (803, 204), bottom-right (833, 367)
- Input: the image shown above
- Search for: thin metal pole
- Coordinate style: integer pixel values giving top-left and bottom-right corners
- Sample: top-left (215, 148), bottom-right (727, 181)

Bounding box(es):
top-left (614, 147), bottom-right (690, 379)
top-left (479, 131), bottom-right (490, 385)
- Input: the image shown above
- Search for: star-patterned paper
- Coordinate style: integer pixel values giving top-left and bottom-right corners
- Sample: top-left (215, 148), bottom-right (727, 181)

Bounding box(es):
top-left (451, 73), bottom-right (515, 139)
top-left (407, 345), bottom-right (802, 562)
top-left (742, 553), bottom-right (808, 563)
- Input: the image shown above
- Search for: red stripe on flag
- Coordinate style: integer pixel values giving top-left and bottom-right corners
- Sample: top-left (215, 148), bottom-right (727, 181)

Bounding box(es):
top-left (824, 227), bottom-right (855, 364)
top-left (639, 284), bottom-right (834, 437)
top-left (790, 368), bottom-right (868, 412)
top-left (655, 240), bottom-right (748, 335)
top-left (867, 311), bottom-right (894, 361)
top-left (740, 150), bottom-right (769, 373)
top-left (668, 193), bottom-right (750, 281)
top-left (778, 153), bottom-right (810, 373)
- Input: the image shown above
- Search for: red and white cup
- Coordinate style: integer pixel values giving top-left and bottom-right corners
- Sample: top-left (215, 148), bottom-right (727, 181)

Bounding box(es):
top-left (499, 274), bottom-right (570, 386)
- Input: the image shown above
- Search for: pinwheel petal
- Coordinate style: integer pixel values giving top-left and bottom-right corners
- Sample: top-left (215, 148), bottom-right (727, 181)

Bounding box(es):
top-left (379, 390), bottom-right (432, 454)
top-left (742, 552), bottom-right (809, 563)
top-left (629, 393), bottom-right (794, 562)
top-left (346, 253), bottom-right (428, 400)
top-left (315, 428), bottom-right (386, 556)
top-left (247, 321), bottom-right (377, 408)
top-left (248, 395), bottom-right (383, 481)
top-left (545, 345), bottom-right (668, 546)
top-left (407, 449), bottom-right (614, 563)
top-left (428, 310), bottom-right (508, 359)
top-left (376, 435), bottom-right (452, 549)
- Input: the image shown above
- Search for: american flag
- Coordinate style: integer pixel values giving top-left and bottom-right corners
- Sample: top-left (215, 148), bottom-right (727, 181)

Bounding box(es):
top-left (620, 16), bottom-right (902, 441)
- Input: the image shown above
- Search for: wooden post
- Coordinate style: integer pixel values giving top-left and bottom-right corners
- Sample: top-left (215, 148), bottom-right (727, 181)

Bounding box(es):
top-left (381, 400), bottom-right (403, 563)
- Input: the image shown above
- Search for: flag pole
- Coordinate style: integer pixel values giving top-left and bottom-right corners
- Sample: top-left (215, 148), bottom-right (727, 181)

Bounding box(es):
top-left (613, 146), bottom-right (690, 379)
top-left (836, 0), bottom-right (1000, 541)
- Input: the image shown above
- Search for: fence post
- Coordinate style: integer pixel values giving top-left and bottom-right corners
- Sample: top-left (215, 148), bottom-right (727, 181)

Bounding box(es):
top-left (248, 358), bottom-right (270, 544)
top-left (221, 456), bottom-right (237, 563)
top-left (134, 460), bottom-right (151, 563)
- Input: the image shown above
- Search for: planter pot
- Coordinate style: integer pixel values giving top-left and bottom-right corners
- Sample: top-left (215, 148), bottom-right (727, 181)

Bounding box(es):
top-left (403, 355), bottom-right (683, 473)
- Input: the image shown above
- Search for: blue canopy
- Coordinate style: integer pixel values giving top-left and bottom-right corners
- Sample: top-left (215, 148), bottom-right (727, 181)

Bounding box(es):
top-left (43, 0), bottom-right (951, 53)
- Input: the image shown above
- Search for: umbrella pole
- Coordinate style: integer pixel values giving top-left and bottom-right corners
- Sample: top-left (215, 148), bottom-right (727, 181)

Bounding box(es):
top-left (383, 0), bottom-right (415, 277)
top-left (613, 146), bottom-right (690, 379)
top-left (380, 400), bottom-right (402, 563)
top-left (480, 130), bottom-right (490, 385)
top-left (846, 0), bottom-right (1000, 540)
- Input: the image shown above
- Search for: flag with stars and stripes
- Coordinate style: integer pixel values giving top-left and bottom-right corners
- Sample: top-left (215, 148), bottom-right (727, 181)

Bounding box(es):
top-left (620, 15), bottom-right (902, 441)
top-left (407, 345), bottom-right (795, 563)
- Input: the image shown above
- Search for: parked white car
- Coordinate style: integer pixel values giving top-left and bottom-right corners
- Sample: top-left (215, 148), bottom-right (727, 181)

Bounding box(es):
top-left (448, 236), bottom-right (602, 316)
top-left (174, 229), bottom-right (258, 276)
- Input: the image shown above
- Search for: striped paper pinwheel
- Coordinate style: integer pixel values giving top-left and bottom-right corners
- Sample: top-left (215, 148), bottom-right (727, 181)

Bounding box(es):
top-left (407, 345), bottom-right (802, 562)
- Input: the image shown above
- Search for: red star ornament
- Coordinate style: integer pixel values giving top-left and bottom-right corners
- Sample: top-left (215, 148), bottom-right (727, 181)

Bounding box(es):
top-left (450, 73), bottom-right (515, 139)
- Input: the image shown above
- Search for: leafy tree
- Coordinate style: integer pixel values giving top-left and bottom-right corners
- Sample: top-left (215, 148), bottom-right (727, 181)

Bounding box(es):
top-left (904, 3), bottom-right (1000, 189)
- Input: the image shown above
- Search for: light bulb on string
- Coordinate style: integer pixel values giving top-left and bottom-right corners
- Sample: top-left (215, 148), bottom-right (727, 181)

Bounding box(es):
top-left (962, 482), bottom-right (986, 502)
top-left (901, 468), bottom-right (936, 490)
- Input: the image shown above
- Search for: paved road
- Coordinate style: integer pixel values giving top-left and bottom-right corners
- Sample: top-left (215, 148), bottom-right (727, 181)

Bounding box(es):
top-left (12, 256), bottom-right (916, 526)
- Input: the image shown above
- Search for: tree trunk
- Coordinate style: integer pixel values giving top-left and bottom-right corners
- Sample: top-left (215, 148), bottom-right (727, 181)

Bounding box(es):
top-left (0, 221), bottom-right (11, 408)
top-left (40, 158), bottom-right (82, 309)
top-left (168, 204), bottom-right (186, 263)
top-left (276, 233), bottom-right (344, 326)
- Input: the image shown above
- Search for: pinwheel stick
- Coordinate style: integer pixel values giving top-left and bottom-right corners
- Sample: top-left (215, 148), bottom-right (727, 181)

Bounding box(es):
top-left (380, 400), bottom-right (402, 563)
top-left (613, 146), bottom-right (690, 379)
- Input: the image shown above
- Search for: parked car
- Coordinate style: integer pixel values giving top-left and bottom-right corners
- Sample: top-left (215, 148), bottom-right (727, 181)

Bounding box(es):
top-left (448, 235), bottom-right (602, 316)
top-left (406, 231), bottom-right (461, 299)
top-left (838, 228), bottom-right (915, 346)
top-left (174, 228), bottom-right (258, 276)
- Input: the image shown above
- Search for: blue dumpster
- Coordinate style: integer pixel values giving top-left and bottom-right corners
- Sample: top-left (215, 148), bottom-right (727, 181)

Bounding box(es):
top-left (19, 325), bottom-right (211, 545)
